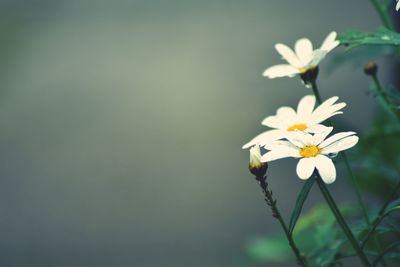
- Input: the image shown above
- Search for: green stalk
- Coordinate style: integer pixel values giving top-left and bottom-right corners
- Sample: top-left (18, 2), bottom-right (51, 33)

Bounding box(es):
top-left (311, 80), bottom-right (388, 266)
top-left (255, 175), bottom-right (309, 267)
top-left (341, 152), bottom-right (371, 224)
top-left (316, 176), bottom-right (372, 267)
top-left (370, 74), bottom-right (400, 123)
top-left (372, 241), bottom-right (400, 266)
top-left (310, 81), bottom-right (370, 223)
top-left (369, 0), bottom-right (395, 30)
top-left (310, 81), bottom-right (322, 104)
top-left (362, 180), bottom-right (400, 248)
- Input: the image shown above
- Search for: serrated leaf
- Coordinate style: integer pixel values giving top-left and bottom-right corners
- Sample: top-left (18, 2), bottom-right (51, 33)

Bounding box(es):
top-left (338, 28), bottom-right (400, 47)
top-left (288, 176), bottom-right (316, 235)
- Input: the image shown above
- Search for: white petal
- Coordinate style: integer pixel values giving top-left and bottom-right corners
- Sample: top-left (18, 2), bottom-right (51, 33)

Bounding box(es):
top-left (312, 126), bottom-right (334, 145)
top-left (297, 95), bottom-right (316, 117)
top-left (305, 49), bottom-right (327, 68)
top-left (274, 43), bottom-right (303, 68)
top-left (305, 124), bottom-right (332, 134)
top-left (249, 144), bottom-right (262, 166)
top-left (311, 96), bottom-right (346, 124)
top-left (311, 108), bottom-right (345, 125)
top-left (263, 140), bottom-right (299, 151)
top-left (320, 31), bottom-right (340, 52)
top-left (242, 129), bottom-right (285, 149)
top-left (315, 96), bottom-right (339, 111)
top-left (261, 147), bottom-right (300, 162)
top-left (296, 157), bottom-right (316, 180)
top-left (262, 106), bottom-right (297, 129)
top-left (321, 136), bottom-right (359, 154)
top-left (319, 132), bottom-right (356, 148)
top-left (316, 102), bottom-right (347, 116)
top-left (263, 64), bottom-right (299, 78)
top-left (285, 131), bottom-right (313, 148)
top-left (295, 38), bottom-right (313, 66)
top-left (315, 155), bottom-right (336, 184)
top-left (261, 116), bottom-right (287, 129)
top-left (277, 106), bottom-right (297, 117)
top-left (397, 1), bottom-right (400, 11)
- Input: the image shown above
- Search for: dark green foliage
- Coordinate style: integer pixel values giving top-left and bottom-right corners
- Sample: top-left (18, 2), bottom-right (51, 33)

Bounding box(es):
top-left (289, 176), bottom-right (316, 235)
top-left (245, 205), bottom-right (350, 266)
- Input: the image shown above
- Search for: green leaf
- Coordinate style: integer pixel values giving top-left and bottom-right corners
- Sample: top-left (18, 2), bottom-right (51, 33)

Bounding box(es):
top-left (354, 223), bottom-right (397, 238)
top-left (338, 28), bottom-right (400, 48)
top-left (351, 112), bottom-right (400, 198)
top-left (385, 198), bottom-right (400, 216)
top-left (245, 234), bottom-right (292, 263)
top-left (288, 176), bottom-right (316, 235)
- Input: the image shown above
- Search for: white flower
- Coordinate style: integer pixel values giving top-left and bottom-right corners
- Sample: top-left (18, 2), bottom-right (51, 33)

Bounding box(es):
top-left (242, 95), bottom-right (346, 149)
top-left (249, 144), bottom-right (263, 170)
top-left (263, 31), bottom-right (339, 79)
top-left (260, 128), bottom-right (359, 184)
top-left (397, 0), bottom-right (400, 11)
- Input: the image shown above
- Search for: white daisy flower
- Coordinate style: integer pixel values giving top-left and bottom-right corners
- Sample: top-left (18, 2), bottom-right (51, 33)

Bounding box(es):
top-left (397, 0), bottom-right (400, 11)
top-left (260, 128), bottom-right (359, 184)
top-left (263, 31), bottom-right (339, 79)
top-left (242, 95), bottom-right (346, 149)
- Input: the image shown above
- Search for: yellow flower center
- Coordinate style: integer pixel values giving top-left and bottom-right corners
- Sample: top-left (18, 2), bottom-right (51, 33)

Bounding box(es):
top-left (298, 68), bottom-right (307, 74)
top-left (299, 145), bottom-right (320, 158)
top-left (287, 123), bottom-right (308, 132)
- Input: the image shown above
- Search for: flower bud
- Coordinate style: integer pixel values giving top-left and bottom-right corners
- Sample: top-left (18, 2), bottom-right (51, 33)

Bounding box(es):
top-left (248, 144), bottom-right (268, 177)
top-left (364, 62), bottom-right (378, 76)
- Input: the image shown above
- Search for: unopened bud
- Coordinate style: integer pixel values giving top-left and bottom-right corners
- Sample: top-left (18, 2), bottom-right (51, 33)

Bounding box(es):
top-left (300, 67), bottom-right (319, 88)
top-left (248, 144), bottom-right (268, 177)
top-left (364, 62), bottom-right (378, 76)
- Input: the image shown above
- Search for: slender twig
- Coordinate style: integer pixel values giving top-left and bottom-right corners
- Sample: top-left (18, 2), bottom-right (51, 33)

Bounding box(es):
top-left (362, 180), bottom-right (400, 248)
top-left (373, 241), bottom-right (400, 266)
top-left (316, 175), bottom-right (372, 267)
top-left (255, 175), bottom-right (309, 267)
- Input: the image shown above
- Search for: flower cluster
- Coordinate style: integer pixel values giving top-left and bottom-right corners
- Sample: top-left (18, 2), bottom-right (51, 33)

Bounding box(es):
top-left (243, 31), bottom-right (361, 184)
top-left (244, 95), bottom-right (359, 184)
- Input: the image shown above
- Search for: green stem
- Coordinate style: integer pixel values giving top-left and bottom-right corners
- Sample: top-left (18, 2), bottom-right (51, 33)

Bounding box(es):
top-left (311, 81), bottom-right (387, 266)
top-left (373, 241), bottom-right (400, 266)
top-left (256, 176), bottom-right (309, 267)
top-left (362, 180), bottom-right (400, 248)
top-left (310, 82), bottom-right (370, 223)
top-left (371, 75), bottom-right (400, 123)
top-left (310, 81), bottom-right (322, 104)
top-left (369, 0), bottom-right (395, 30)
top-left (341, 152), bottom-right (388, 267)
top-left (316, 176), bottom-right (372, 267)
top-left (342, 153), bottom-right (371, 224)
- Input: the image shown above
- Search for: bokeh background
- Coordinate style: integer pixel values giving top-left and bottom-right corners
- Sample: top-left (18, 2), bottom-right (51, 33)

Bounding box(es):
top-left (0, 0), bottom-right (391, 266)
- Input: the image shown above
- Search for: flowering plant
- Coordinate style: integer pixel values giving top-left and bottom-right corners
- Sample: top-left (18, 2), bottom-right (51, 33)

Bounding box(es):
top-left (242, 2), bottom-right (400, 266)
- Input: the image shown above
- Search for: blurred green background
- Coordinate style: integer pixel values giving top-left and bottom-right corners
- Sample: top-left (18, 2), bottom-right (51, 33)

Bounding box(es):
top-left (0, 0), bottom-right (389, 266)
